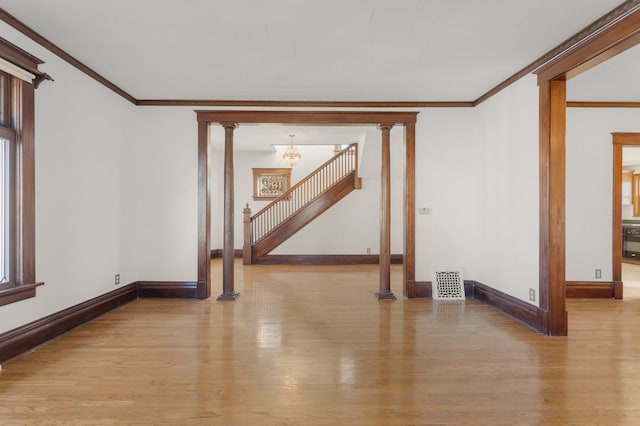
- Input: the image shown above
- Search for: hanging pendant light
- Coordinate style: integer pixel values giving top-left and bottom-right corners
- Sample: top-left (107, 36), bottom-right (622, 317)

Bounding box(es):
top-left (283, 134), bottom-right (302, 167)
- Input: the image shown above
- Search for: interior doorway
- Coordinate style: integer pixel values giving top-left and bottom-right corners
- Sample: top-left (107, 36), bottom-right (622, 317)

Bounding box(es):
top-left (611, 133), bottom-right (640, 299)
top-left (618, 142), bottom-right (640, 299)
top-left (195, 110), bottom-right (418, 300)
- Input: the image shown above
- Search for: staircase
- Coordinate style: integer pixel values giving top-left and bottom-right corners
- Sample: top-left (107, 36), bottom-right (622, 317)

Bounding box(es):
top-left (243, 143), bottom-right (361, 264)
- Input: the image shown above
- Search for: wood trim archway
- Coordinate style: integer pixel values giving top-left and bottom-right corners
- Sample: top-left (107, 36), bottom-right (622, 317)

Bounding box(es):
top-left (536, 7), bottom-right (640, 335)
top-left (195, 110), bottom-right (418, 300)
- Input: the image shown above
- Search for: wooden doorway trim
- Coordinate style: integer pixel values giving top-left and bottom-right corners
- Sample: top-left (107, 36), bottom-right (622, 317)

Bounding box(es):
top-left (536, 8), bottom-right (640, 335)
top-left (195, 110), bottom-right (418, 300)
top-left (612, 133), bottom-right (640, 299)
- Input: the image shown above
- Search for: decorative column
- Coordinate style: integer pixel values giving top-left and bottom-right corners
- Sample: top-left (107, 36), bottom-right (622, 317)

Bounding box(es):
top-left (218, 122), bottom-right (240, 301)
top-left (376, 123), bottom-right (396, 300)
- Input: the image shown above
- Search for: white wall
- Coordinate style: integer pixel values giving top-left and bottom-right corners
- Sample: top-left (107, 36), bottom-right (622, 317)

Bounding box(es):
top-left (566, 108), bottom-right (640, 281)
top-left (473, 75), bottom-right (540, 304)
top-left (126, 107), bottom-right (199, 281)
top-left (414, 108), bottom-right (483, 283)
top-left (0, 22), bottom-right (137, 334)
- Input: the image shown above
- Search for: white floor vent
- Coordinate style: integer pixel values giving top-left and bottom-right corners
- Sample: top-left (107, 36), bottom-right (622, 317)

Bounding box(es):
top-left (432, 267), bottom-right (465, 300)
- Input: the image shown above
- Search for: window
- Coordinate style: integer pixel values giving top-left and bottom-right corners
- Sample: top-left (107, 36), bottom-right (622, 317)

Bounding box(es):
top-left (0, 38), bottom-right (45, 306)
top-left (0, 126), bottom-right (14, 291)
top-left (252, 168), bottom-right (291, 200)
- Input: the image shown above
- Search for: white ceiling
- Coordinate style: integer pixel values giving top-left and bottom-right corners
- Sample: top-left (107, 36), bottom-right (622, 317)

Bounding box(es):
top-left (0, 0), bottom-right (627, 101)
top-left (209, 124), bottom-right (373, 151)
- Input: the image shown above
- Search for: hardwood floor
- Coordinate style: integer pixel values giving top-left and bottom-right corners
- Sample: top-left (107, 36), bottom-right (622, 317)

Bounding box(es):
top-left (1, 260), bottom-right (640, 425)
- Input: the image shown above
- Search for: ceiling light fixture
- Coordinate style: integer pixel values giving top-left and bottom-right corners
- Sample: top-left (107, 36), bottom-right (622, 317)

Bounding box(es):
top-left (283, 134), bottom-right (302, 167)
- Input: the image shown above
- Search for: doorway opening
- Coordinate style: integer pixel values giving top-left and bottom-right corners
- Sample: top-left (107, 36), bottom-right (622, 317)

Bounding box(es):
top-left (617, 142), bottom-right (640, 299)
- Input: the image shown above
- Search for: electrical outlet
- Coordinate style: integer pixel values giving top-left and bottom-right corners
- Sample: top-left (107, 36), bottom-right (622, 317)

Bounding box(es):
top-left (529, 288), bottom-right (536, 301)
top-left (595, 269), bottom-right (602, 279)
top-left (366, 248), bottom-right (371, 254)
top-left (115, 274), bottom-right (120, 286)
top-left (418, 207), bottom-right (431, 215)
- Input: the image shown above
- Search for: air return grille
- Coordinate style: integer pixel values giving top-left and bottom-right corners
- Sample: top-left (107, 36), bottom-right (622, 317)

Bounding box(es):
top-left (432, 268), bottom-right (465, 300)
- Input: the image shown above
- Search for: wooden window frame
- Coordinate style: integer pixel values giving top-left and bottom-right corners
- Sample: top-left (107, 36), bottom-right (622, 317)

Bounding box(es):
top-left (0, 125), bottom-right (15, 291)
top-left (0, 38), bottom-right (44, 307)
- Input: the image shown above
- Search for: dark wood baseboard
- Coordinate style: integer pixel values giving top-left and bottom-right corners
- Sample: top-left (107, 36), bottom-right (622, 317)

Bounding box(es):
top-left (407, 280), bottom-right (544, 334)
top-left (252, 254), bottom-right (404, 265)
top-left (408, 280), bottom-right (474, 298)
top-left (137, 281), bottom-right (199, 298)
top-left (565, 281), bottom-right (615, 298)
top-left (210, 249), bottom-right (243, 259)
top-left (0, 283), bottom-right (138, 364)
top-left (471, 281), bottom-right (544, 334)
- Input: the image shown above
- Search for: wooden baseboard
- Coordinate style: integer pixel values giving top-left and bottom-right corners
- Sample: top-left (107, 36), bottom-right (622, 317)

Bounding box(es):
top-left (0, 283), bottom-right (138, 364)
top-left (565, 281), bottom-right (615, 298)
top-left (472, 281), bottom-right (544, 334)
top-left (407, 280), bottom-right (544, 334)
top-left (414, 281), bottom-right (431, 298)
top-left (210, 249), bottom-right (243, 259)
top-left (137, 281), bottom-right (199, 298)
top-left (253, 254), bottom-right (404, 265)
top-left (407, 280), bottom-right (474, 299)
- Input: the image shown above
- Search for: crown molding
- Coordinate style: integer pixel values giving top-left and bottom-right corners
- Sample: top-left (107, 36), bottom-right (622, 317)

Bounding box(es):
top-left (136, 99), bottom-right (473, 108)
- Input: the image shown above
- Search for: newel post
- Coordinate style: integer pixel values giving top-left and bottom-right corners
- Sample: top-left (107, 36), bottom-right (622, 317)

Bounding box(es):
top-left (243, 204), bottom-right (252, 265)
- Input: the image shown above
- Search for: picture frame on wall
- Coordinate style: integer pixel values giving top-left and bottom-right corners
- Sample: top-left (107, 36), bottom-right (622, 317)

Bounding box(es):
top-left (252, 168), bottom-right (291, 200)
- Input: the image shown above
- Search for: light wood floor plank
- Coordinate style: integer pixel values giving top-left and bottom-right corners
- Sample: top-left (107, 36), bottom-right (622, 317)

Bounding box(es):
top-left (1, 260), bottom-right (639, 425)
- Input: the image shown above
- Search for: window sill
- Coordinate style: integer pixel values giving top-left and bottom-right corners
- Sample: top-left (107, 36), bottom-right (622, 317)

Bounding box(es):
top-left (0, 282), bottom-right (44, 307)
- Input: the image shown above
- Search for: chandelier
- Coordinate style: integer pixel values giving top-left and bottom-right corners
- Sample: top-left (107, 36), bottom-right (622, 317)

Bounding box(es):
top-left (283, 134), bottom-right (302, 167)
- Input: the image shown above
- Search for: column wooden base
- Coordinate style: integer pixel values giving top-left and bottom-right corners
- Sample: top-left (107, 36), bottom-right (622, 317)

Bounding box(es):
top-left (217, 292), bottom-right (240, 301)
top-left (375, 290), bottom-right (397, 300)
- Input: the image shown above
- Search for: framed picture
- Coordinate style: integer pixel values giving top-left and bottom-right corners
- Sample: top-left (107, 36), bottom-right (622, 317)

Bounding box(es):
top-left (252, 168), bottom-right (291, 200)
